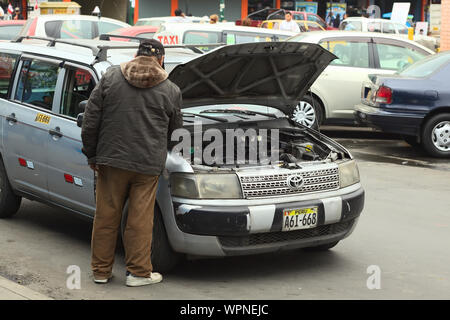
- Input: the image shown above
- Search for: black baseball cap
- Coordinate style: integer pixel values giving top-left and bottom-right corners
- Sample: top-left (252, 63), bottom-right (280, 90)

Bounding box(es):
top-left (138, 39), bottom-right (165, 56)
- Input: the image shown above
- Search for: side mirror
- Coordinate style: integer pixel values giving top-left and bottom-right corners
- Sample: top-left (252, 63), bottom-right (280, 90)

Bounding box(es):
top-left (77, 113), bottom-right (84, 128)
top-left (78, 100), bottom-right (88, 113)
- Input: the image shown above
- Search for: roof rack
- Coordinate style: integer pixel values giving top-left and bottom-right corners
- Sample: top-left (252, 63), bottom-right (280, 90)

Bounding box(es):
top-left (99, 34), bottom-right (226, 54)
top-left (13, 36), bottom-right (139, 63)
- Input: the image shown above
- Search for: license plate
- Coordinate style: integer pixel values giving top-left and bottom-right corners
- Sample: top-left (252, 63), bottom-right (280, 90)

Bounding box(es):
top-left (282, 207), bottom-right (318, 231)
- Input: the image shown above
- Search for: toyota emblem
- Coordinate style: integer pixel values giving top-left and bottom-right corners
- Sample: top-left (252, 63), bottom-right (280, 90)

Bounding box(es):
top-left (287, 174), bottom-right (304, 190)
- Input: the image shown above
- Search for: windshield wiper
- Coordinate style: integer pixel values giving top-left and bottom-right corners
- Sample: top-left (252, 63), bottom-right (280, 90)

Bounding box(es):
top-left (182, 112), bottom-right (228, 123)
top-left (200, 109), bottom-right (278, 119)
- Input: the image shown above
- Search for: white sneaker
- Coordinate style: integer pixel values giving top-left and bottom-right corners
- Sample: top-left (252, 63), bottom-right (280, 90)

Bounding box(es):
top-left (126, 272), bottom-right (163, 287)
top-left (93, 275), bottom-right (113, 284)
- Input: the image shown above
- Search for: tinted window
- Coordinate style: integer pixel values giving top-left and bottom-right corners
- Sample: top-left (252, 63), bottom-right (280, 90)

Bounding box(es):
top-left (400, 53), bottom-right (450, 77)
top-left (61, 67), bottom-right (96, 118)
top-left (184, 31), bottom-right (220, 44)
top-left (0, 53), bottom-right (19, 98)
top-left (45, 20), bottom-right (94, 39)
top-left (376, 43), bottom-right (428, 70)
top-left (320, 40), bottom-right (369, 68)
top-left (0, 25), bottom-right (24, 40)
top-left (15, 60), bottom-right (60, 110)
top-left (98, 21), bottom-right (123, 35)
top-left (367, 21), bottom-right (381, 32)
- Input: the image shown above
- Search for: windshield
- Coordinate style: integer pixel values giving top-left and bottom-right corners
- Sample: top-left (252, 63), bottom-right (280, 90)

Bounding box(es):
top-left (399, 53), bottom-right (450, 78)
top-left (184, 104), bottom-right (285, 117)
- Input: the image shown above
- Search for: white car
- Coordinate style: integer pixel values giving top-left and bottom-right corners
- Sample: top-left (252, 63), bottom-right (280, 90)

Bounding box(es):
top-left (153, 22), bottom-right (296, 47)
top-left (288, 31), bottom-right (434, 126)
top-left (136, 16), bottom-right (210, 26)
top-left (339, 17), bottom-right (438, 51)
top-left (18, 15), bottom-right (130, 39)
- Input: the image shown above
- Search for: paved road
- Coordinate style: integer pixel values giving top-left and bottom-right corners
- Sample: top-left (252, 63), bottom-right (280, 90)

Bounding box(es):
top-left (0, 130), bottom-right (449, 300)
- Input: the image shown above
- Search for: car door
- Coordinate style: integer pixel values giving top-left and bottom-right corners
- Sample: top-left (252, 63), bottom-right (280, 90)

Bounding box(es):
top-left (3, 55), bottom-right (62, 199)
top-left (46, 63), bottom-right (97, 215)
top-left (312, 37), bottom-right (379, 121)
top-left (372, 37), bottom-right (431, 72)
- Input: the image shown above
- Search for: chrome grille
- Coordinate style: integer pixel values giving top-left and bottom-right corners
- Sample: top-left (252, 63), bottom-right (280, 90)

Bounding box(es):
top-left (238, 166), bottom-right (339, 199)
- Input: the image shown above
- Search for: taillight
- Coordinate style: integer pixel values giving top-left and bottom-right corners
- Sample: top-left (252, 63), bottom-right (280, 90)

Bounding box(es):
top-left (375, 86), bottom-right (392, 104)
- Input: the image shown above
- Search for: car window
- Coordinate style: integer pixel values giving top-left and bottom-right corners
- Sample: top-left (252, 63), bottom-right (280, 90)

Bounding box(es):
top-left (227, 32), bottom-right (275, 44)
top-left (320, 40), bottom-right (369, 68)
top-left (0, 53), bottom-right (19, 99)
top-left (400, 53), bottom-right (450, 77)
top-left (376, 43), bottom-right (429, 71)
top-left (382, 22), bottom-right (396, 34)
top-left (396, 24), bottom-right (409, 35)
top-left (98, 21), bottom-right (123, 35)
top-left (61, 67), bottom-right (96, 118)
top-left (184, 31), bottom-right (220, 44)
top-left (293, 13), bottom-right (305, 20)
top-left (367, 21), bottom-right (381, 32)
top-left (0, 25), bottom-right (24, 40)
top-left (45, 20), bottom-right (94, 39)
top-left (340, 21), bottom-right (362, 31)
top-left (306, 22), bottom-right (322, 31)
top-left (15, 59), bottom-right (60, 110)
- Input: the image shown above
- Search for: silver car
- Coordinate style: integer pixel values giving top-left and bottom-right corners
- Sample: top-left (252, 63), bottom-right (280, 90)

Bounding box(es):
top-left (0, 39), bottom-right (364, 271)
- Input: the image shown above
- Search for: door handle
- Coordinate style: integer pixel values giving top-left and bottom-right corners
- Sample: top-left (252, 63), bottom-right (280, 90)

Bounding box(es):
top-left (6, 113), bottom-right (17, 123)
top-left (49, 127), bottom-right (63, 138)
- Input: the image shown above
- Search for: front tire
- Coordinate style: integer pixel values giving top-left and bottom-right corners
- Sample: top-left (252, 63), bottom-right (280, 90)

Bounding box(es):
top-left (421, 113), bottom-right (450, 158)
top-left (292, 95), bottom-right (323, 130)
top-left (0, 158), bottom-right (22, 219)
top-left (121, 202), bottom-right (182, 273)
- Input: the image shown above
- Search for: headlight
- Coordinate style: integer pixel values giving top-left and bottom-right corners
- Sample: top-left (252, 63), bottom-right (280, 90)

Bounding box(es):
top-left (170, 173), bottom-right (243, 199)
top-left (339, 160), bottom-right (360, 188)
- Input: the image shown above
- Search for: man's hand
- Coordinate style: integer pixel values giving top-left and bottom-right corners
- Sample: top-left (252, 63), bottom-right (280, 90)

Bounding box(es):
top-left (90, 164), bottom-right (99, 172)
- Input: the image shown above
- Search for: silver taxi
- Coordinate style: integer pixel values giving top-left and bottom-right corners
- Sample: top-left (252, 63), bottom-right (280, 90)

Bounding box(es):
top-left (0, 38), bottom-right (364, 271)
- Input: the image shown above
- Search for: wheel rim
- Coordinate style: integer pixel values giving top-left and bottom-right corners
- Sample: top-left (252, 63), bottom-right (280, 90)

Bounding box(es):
top-left (431, 120), bottom-right (450, 152)
top-left (292, 101), bottom-right (316, 128)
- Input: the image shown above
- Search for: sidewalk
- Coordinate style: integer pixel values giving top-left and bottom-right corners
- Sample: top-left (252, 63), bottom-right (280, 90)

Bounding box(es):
top-left (0, 276), bottom-right (52, 300)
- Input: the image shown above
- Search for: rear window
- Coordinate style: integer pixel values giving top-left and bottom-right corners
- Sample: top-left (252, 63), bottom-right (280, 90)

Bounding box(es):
top-left (0, 53), bottom-right (19, 98)
top-left (0, 25), bottom-right (24, 40)
top-left (184, 31), bottom-right (220, 44)
top-left (98, 21), bottom-right (123, 35)
top-left (399, 53), bottom-right (450, 77)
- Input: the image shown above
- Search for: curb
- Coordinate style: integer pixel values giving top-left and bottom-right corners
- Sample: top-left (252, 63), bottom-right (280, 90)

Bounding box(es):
top-left (0, 276), bottom-right (52, 300)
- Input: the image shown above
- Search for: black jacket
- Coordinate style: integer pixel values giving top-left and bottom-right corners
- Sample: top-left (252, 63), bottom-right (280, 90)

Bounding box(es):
top-left (81, 56), bottom-right (183, 175)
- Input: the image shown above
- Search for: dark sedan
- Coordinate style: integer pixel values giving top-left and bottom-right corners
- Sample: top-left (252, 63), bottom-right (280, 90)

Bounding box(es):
top-left (355, 52), bottom-right (450, 158)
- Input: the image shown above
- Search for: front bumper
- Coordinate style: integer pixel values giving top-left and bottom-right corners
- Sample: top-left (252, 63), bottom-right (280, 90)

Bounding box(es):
top-left (355, 104), bottom-right (424, 136)
top-left (172, 185), bottom-right (364, 256)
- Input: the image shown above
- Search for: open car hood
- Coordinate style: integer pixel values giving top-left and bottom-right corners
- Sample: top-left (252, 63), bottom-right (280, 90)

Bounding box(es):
top-left (168, 42), bottom-right (336, 114)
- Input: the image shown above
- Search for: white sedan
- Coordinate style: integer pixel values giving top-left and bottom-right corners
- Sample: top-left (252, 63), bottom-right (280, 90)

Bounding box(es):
top-left (288, 31), bottom-right (434, 127)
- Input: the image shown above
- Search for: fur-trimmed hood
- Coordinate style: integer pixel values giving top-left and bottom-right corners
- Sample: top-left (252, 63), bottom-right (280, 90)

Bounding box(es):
top-left (120, 55), bottom-right (168, 89)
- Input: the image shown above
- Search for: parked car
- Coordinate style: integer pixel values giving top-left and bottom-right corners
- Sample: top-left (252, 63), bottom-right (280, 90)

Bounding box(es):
top-left (136, 16), bottom-right (209, 27)
top-left (101, 25), bottom-right (158, 42)
top-left (339, 17), bottom-right (439, 51)
top-left (18, 15), bottom-right (130, 39)
top-left (287, 31), bottom-right (434, 127)
top-left (355, 51), bottom-right (450, 158)
top-left (237, 7), bottom-right (335, 30)
top-left (153, 22), bottom-right (295, 48)
top-left (261, 19), bottom-right (326, 32)
top-left (0, 39), bottom-right (363, 271)
top-left (0, 20), bottom-right (26, 41)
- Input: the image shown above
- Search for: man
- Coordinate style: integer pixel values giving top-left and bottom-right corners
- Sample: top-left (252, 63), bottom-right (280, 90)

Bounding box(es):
top-left (173, 8), bottom-right (188, 22)
top-left (279, 12), bottom-right (300, 33)
top-left (12, 7), bottom-right (23, 20)
top-left (81, 39), bottom-right (183, 287)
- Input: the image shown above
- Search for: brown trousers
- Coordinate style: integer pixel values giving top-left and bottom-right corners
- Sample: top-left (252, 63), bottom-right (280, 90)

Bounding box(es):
top-left (91, 165), bottom-right (159, 279)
